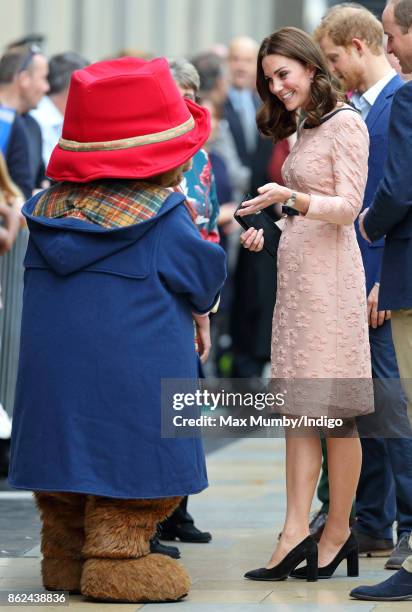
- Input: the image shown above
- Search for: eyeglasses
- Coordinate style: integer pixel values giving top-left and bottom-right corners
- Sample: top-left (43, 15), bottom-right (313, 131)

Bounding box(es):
top-left (18, 44), bottom-right (41, 73)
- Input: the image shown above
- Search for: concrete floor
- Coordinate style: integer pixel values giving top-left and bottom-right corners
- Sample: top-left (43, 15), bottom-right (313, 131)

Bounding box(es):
top-left (0, 437), bottom-right (399, 610)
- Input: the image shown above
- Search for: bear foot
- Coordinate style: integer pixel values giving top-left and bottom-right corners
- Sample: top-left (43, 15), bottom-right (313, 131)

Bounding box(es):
top-left (42, 558), bottom-right (83, 593)
top-left (81, 553), bottom-right (190, 602)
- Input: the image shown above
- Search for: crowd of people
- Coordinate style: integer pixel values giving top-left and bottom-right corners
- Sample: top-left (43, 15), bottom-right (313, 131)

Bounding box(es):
top-left (0, 0), bottom-right (412, 604)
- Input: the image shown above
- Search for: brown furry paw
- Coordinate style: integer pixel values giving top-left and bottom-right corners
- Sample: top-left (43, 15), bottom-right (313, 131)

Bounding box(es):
top-left (42, 558), bottom-right (83, 593)
top-left (80, 554), bottom-right (190, 602)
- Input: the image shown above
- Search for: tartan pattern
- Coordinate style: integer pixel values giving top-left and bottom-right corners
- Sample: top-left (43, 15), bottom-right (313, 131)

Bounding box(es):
top-left (33, 180), bottom-right (171, 228)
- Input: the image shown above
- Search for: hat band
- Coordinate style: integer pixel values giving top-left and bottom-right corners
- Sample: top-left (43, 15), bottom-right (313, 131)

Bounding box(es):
top-left (58, 115), bottom-right (195, 152)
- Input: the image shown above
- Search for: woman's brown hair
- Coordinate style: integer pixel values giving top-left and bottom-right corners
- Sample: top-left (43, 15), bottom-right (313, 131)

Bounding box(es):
top-left (256, 27), bottom-right (344, 142)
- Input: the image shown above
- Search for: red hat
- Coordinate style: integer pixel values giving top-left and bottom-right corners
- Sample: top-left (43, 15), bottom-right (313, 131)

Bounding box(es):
top-left (46, 57), bottom-right (210, 182)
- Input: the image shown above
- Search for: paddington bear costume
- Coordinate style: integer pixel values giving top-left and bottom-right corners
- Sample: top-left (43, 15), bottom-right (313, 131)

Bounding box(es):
top-left (8, 57), bottom-right (226, 603)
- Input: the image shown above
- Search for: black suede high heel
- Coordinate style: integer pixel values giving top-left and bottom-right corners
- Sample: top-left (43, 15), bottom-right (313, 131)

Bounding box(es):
top-left (244, 535), bottom-right (318, 582)
top-left (290, 532), bottom-right (358, 579)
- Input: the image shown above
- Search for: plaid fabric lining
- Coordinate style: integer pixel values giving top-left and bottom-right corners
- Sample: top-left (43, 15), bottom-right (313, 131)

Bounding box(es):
top-left (33, 180), bottom-right (171, 228)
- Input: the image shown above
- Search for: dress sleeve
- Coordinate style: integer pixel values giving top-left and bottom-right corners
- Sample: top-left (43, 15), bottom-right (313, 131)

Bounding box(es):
top-left (305, 113), bottom-right (369, 226)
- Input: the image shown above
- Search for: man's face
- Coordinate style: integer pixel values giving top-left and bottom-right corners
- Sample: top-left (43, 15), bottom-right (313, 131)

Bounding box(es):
top-left (227, 42), bottom-right (257, 90)
top-left (383, 3), bottom-right (412, 74)
top-left (319, 35), bottom-right (364, 92)
top-left (19, 54), bottom-right (49, 112)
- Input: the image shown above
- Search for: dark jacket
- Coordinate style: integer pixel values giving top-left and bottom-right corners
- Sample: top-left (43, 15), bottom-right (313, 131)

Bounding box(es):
top-left (355, 74), bottom-right (403, 295)
top-left (21, 114), bottom-right (46, 189)
top-left (363, 80), bottom-right (412, 309)
top-left (5, 114), bottom-right (33, 199)
top-left (223, 92), bottom-right (273, 192)
top-left (224, 91), bottom-right (276, 367)
top-left (9, 189), bottom-right (226, 499)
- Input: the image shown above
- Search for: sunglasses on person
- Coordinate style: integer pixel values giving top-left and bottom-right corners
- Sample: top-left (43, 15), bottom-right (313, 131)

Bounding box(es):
top-left (18, 44), bottom-right (41, 73)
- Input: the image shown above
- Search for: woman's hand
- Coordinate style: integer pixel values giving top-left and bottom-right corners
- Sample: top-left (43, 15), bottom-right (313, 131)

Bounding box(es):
top-left (236, 183), bottom-right (291, 216)
top-left (240, 227), bottom-right (264, 252)
top-left (192, 313), bottom-right (211, 364)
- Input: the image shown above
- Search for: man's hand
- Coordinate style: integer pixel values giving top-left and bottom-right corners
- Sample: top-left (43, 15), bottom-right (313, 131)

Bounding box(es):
top-left (359, 208), bottom-right (371, 242)
top-left (367, 283), bottom-right (390, 328)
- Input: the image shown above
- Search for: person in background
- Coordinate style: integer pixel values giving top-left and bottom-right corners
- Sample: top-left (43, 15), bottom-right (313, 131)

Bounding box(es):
top-left (0, 151), bottom-right (22, 476)
top-left (31, 52), bottom-right (89, 167)
top-left (156, 57), bottom-right (219, 552)
top-left (385, 31), bottom-right (412, 79)
top-left (198, 94), bottom-right (238, 376)
top-left (314, 2), bottom-right (412, 572)
top-left (354, 0), bottom-right (412, 602)
top-left (224, 35), bottom-right (277, 379)
top-left (0, 45), bottom-right (49, 193)
top-left (224, 36), bottom-right (274, 193)
top-left (198, 95), bottom-right (237, 235)
top-left (0, 50), bottom-right (34, 198)
top-left (169, 58), bottom-right (220, 242)
top-left (191, 51), bottom-right (250, 200)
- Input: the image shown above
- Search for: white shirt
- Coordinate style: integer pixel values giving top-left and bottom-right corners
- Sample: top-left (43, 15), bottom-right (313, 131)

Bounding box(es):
top-left (351, 69), bottom-right (396, 120)
top-left (30, 96), bottom-right (64, 166)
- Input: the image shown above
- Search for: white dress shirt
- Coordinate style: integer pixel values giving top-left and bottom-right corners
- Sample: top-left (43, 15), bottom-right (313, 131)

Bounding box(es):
top-left (31, 96), bottom-right (64, 166)
top-left (351, 69), bottom-right (396, 120)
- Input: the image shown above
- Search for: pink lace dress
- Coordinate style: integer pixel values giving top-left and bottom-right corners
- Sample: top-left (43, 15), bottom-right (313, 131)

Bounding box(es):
top-left (271, 108), bottom-right (373, 417)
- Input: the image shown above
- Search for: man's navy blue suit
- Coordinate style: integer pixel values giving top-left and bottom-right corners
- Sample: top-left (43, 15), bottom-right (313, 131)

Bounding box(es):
top-left (363, 80), bottom-right (412, 309)
top-left (356, 74), bottom-right (412, 541)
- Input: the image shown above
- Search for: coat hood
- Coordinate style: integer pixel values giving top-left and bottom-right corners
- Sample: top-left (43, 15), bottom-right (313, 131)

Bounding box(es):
top-left (23, 189), bottom-right (185, 276)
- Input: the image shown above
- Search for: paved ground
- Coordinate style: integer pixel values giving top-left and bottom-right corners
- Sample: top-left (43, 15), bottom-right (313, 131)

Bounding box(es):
top-left (0, 437), bottom-right (397, 611)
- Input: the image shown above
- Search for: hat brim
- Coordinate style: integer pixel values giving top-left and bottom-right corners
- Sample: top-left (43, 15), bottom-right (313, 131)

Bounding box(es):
top-left (46, 99), bottom-right (210, 183)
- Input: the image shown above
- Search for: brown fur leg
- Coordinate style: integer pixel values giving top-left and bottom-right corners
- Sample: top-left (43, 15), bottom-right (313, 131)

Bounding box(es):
top-left (83, 495), bottom-right (181, 558)
top-left (35, 492), bottom-right (86, 592)
top-left (81, 496), bottom-right (190, 602)
top-left (81, 554), bottom-right (190, 603)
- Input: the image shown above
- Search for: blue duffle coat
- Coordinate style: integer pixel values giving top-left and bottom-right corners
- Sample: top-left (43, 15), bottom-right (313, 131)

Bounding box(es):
top-left (9, 190), bottom-right (226, 498)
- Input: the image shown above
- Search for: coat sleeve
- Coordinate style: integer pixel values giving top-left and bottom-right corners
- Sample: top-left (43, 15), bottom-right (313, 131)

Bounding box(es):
top-left (157, 202), bottom-right (227, 314)
top-left (364, 83), bottom-right (412, 241)
top-left (305, 112), bottom-right (369, 226)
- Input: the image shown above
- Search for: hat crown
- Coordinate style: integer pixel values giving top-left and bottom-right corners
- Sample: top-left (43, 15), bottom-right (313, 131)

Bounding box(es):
top-left (62, 57), bottom-right (191, 144)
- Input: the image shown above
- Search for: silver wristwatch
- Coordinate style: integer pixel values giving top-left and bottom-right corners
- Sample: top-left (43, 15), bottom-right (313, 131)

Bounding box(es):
top-left (284, 191), bottom-right (297, 208)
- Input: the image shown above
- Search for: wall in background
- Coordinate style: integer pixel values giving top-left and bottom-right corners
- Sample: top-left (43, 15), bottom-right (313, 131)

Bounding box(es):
top-left (0, 0), bottom-right (330, 60)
